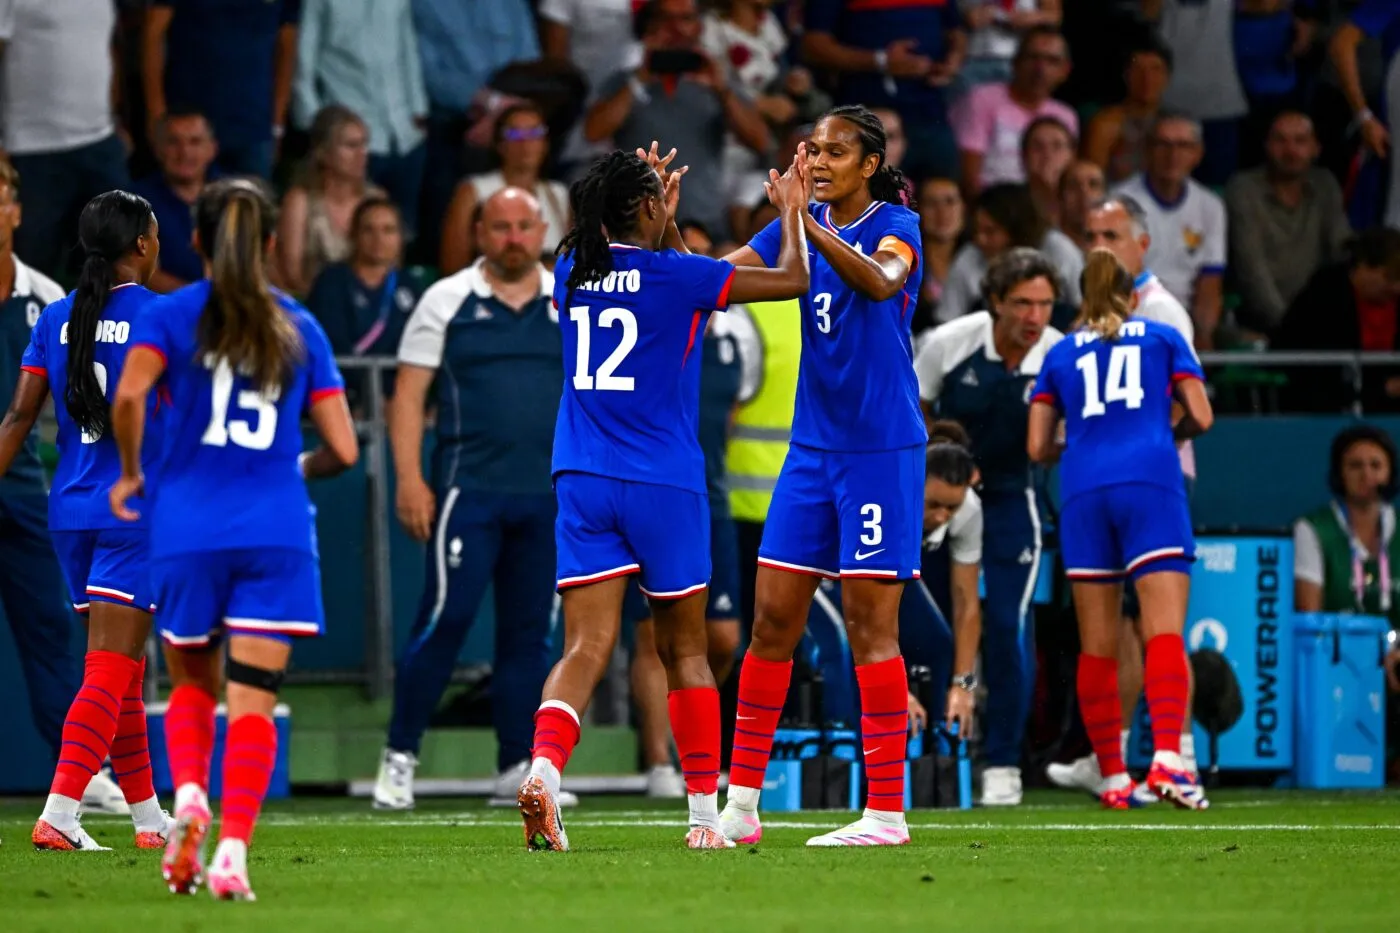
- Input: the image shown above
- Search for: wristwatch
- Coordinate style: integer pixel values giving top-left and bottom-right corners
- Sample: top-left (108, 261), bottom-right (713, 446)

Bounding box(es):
top-left (951, 672), bottom-right (977, 692)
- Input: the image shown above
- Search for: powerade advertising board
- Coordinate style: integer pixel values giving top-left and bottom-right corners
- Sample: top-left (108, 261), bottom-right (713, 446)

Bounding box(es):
top-left (1129, 536), bottom-right (1294, 771)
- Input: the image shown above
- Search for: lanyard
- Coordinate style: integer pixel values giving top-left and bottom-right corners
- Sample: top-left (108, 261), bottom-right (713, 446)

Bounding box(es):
top-left (353, 269), bottom-right (398, 356)
top-left (1331, 499), bottom-right (1392, 612)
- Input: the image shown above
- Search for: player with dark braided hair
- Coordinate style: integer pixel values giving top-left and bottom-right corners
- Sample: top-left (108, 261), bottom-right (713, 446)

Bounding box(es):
top-left (718, 103), bottom-right (928, 847)
top-left (518, 149), bottom-right (810, 851)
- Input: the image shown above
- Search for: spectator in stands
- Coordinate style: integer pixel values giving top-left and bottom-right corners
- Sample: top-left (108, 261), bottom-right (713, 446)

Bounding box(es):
top-left (584, 0), bottom-right (769, 238)
top-left (727, 121), bottom-right (811, 244)
top-left (1147, 0), bottom-right (1248, 187)
top-left (954, 27), bottom-right (1077, 195)
top-left (1020, 116), bottom-right (1075, 229)
top-left (960, 0), bottom-right (1063, 87)
top-left (293, 0), bottom-right (429, 240)
top-left (440, 104), bottom-right (572, 274)
top-left (936, 182), bottom-right (1082, 324)
top-left (277, 105), bottom-right (383, 296)
top-left (373, 187), bottom-right (570, 813)
top-left (1330, 1), bottom-right (1400, 230)
top-left (1058, 159), bottom-right (1106, 252)
top-left (915, 177), bottom-right (966, 334)
top-left (1276, 228), bottom-right (1400, 413)
top-left (305, 197), bottom-right (425, 403)
top-left (540, 0), bottom-right (644, 176)
top-left (143, 0), bottom-right (298, 179)
top-left (413, 0), bottom-right (541, 260)
top-left (802, 0), bottom-right (967, 180)
top-left (1082, 40), bottom-right (1172, 185)
top-left (873, 107), bottom-right (909, 170)
top-left (2, 0), bottom-right (130, 279)
top-left (1226, 111), bottom-right (1351, 338)
top-left (1234, 0), bottom-right (1317, 168)
top-left (131, 111), bottom-right (219, 294)
top-left (1113, 113), bottom-right (1225, 349)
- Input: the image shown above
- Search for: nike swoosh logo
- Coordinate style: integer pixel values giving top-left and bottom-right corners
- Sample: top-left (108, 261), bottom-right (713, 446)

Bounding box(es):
top-left (863, 746), bottom-right (882, 757)
top-left (737, 715), bottom-right (756, 721)
top-left (853, 548), bottom-right (886, 561)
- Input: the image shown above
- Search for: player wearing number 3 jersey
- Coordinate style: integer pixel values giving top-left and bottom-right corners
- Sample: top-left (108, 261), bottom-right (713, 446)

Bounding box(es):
top-left (719, 105), bottom-right (925, 848)
top-left (518, 149), bottom-right (810, 853)
top-left (1028, 249), bottom-right (1214, 811)
top-left (111, 179), bottom-right (359, 900)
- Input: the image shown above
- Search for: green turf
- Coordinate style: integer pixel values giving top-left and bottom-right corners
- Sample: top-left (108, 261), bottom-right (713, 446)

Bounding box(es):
top-left (2, 790), bottom-right (1396, 932)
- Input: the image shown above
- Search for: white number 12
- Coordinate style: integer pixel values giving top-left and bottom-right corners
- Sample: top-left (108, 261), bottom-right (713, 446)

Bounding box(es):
top-left (1075, 345), bottom-right (1144, 419)
top-left (570, 305), bottom-right (637, 391)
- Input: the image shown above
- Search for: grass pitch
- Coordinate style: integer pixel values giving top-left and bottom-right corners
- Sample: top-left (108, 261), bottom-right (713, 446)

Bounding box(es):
top-left (1, 790), bottom-right (1396, 932)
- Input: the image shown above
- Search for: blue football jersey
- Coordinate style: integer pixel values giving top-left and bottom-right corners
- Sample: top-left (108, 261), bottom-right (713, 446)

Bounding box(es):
top-left (552, 244), bottom-right (736, 495)
top-left (1032, 319), bottom-right (1204, 502)
top-left (749, 200), bottom-right (926, 451)
top-left (129, 281), bottom-right (346, 559)
top-left (22, 284), bottom-right (165, 531)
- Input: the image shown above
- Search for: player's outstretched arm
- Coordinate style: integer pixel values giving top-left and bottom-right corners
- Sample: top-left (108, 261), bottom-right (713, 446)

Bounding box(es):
top-left (1026, 400), bottom-right (1062, 464)
top-left (725, 154), bottom-right (811, 303)
top-left (110, 346), bottom-right (165, 521)
top-left (802, 212), bottom-right (911, 302)
top-left (1172, 376), bottom-right (1214, 440)
top-left (0, 371), bottom-right (49, 478)
top-left (302, 391), bottom-right (359, 480)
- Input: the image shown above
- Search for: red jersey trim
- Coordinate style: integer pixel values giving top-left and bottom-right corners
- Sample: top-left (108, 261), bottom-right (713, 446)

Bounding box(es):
top-left (1031, 392), bottom-right (1058, 406)
top-left (20, 365), bottom-right (46, 378)
top-left (310, 386), bottom-right (346, 404)
top-left (681, 310), bottom-right (703, 367)
top-left (1170, 373), bottom-right (1202, 384)
top-left (715, 267), bottom-right (737, 310)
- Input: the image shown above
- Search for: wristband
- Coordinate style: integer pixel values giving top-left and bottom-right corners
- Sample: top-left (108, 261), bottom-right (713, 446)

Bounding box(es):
top-left (873, 49), bottom-right (889, 74)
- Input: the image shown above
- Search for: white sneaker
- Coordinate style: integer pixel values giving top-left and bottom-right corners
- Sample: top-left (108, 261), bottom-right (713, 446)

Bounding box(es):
top-left (645, 764), bottom-right (686, 799)
top-left (805, 813), bottom-right (910, 847)
top-left (979, 766), bottom-right (1023, 806)
top-left (372, 749), bottom-right (416, 811)
top-left (1045, 754), bottom-right (1102, 795)
top-left (491, 760), bottom-right (578, 808)
top-left (718, 804), bottom-right (763, 845)
top-left (81, 767), bottom-right (130, 816)
top-left (32, 816), bottom-right (112, 851)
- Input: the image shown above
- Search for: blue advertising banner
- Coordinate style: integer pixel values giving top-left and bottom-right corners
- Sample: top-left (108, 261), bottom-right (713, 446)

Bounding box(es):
top-left (1129, 536), bottom-right (1294, 771)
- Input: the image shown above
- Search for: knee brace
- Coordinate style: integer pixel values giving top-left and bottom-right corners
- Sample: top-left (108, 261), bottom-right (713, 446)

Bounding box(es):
top-left (226, 658), bottom-right (285, 695)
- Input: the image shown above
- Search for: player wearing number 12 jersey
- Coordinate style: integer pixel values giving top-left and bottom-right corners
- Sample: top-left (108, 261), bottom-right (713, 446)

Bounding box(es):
top-left (518, 149), bottom-right (810, 852)
top-left (1, 192), bottom-right (171, 852)
top-left (111, 179), bottom-right (359, 900)
top-left (718, 105), bottom-right (925, 848)
top-left (1028, 249), bottom-right (1214, 811)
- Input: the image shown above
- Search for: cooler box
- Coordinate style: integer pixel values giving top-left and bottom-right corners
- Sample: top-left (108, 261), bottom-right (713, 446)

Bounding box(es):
top-left (1293, 613), bottom-right (1388, 790)
top-left (147, 702), bottom-right (292, 799)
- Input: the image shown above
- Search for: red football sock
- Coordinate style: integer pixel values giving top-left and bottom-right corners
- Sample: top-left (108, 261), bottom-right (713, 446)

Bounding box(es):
top-left (857, 656), bottom-right (908, 813)
top-left (531, 701), bottom-right (581, 773)
top-left (165, 683), bottom-right (218, 792)
top-left (1077, 653), bottom-right (1125, 779)
top-left (110, 657), bottom-right (155, 803)
top-left (728, 652), bottom-right (792, 792)
top-left (50, 650), bottom-right (139, 799)
top-left (219, 714), bottom-right (278, 845)
top-left (667, 687), bottom-right (720, 795)
top-left (1145, 634), bottom-right (1189, 755)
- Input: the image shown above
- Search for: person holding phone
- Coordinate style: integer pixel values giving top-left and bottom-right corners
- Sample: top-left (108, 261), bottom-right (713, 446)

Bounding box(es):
top-left (582, 0), bottom-right (770, 239)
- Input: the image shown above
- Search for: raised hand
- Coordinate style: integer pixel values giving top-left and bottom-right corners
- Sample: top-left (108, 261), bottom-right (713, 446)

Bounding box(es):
top-left (765, 151), bottom-right (809, 211)
top-left (637, 141), bottom-right (688, 222)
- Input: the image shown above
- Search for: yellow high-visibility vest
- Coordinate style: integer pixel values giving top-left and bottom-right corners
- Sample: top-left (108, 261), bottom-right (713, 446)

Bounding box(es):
top-left (726, 298), bottom-right (801, 523)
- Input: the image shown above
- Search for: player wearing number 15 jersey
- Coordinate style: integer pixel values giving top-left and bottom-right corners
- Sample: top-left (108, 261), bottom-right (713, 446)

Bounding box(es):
top-left (4, 192), bottom-right (171, 853)
top-left (519, 149), bottom-right (809, 853)
top-left (719, 106), bottom-right (925, 848)
top-left (1028, 249), bottom-right (1214, 812)
top-left (110, 179), bottom-right (359, 900)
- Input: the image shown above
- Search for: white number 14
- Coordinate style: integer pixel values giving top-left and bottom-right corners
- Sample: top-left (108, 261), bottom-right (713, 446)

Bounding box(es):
top-left (1075, 345), bottom-right (1144, 419)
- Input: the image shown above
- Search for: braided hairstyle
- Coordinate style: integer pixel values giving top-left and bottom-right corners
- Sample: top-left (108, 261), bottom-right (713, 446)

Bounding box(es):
top-left (557, 150), bottom-right (663, 291)
top-left (822, 104), bottom-right (914, 209)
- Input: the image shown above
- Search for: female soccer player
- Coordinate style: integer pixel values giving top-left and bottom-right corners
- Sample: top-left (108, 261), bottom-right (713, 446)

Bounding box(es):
top-left (717, 104), bottom-right (926, 847)
top-left (0, 191), bottom-right (168, 851)
top-left (110, 178), bottom-right (359, 898)
top-left (914, 247), bottom-right (1065, 807)
top-left (1027, 249), bottom-right (1214, 810)
top-left (517, 149), bottom-right (810, 852)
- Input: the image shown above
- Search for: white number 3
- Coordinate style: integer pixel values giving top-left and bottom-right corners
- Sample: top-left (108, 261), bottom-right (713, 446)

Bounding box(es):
top-left (860, 503), bottom-right (883, 546)
top-left (201, 358), bottom-right (280, 451)
top-left (813, 292), bottom-right (832, 334)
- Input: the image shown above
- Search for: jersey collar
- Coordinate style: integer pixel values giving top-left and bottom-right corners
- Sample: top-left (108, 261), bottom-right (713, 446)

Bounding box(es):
top-left (1133, 269), bottom-right (1154, 290)
top-left (820, 200), bottom-right (883, 235)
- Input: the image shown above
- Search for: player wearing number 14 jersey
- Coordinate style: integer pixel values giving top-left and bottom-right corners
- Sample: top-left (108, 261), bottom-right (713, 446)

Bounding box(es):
top-left (1028, 249), bottom-right (1214, 811)
top-left (111, 179), bottom-right (359, 900)
top-left (518, 149), bottom-right (810, 852)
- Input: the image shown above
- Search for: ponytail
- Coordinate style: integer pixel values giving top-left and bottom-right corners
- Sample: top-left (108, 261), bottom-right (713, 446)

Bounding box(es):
top-left (557, 150), bottom-right (661, 292)
top-left (195, 179), bottom-right (301, 395)
top-left (1076, 248), bottom-right (1134, 341)
top-left (66, 190), bottom-right (155, 440)
top-left (869, 164), bottom-right (913, 208)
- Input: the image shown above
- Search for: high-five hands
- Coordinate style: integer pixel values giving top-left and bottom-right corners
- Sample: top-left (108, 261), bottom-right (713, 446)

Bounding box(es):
top-left (637, 141), bottom-right (689, 223)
